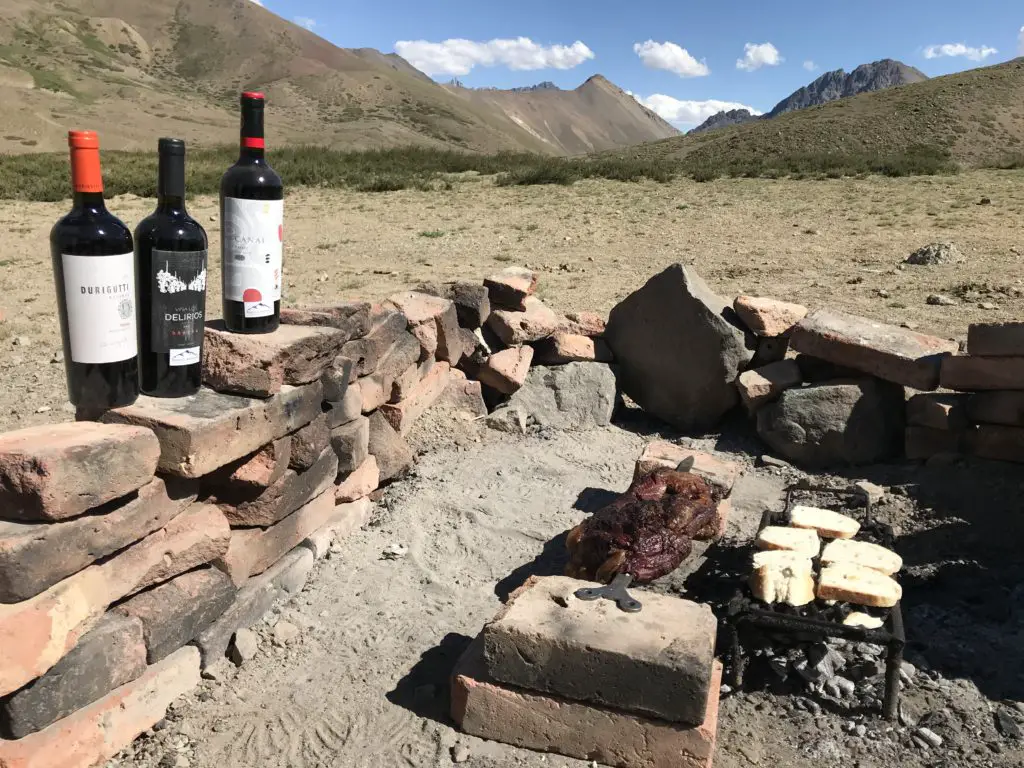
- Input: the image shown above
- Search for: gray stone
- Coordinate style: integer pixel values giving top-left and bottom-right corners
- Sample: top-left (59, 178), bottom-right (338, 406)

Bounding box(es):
top-left (289, 414), bottom-right (330, 471)
top-left (751, 336), bottom-right (789, 367)
top-left (271, 548), bottom-right (315, 594)
top-left (414, 281), bottom-right (491, 329)
top-left (279, 301), bottom-right (372, 342)
top-left (229, 628), bottom-right (258, 666)
top-left (605, 264), bottom-right (754, 431)
top-left (272, 621), bottom-right (300, 646)
top-left (326, 386), bottom-right (362, 428)
top-left (853, 481), bottom-right (886, 506)
top-left (905, 242), bottom-right (963, 266)
top-left (367, 411), bottom-right (414, 482)
top-left (330, 416), bottom-right (370, 473)
top-left (486, 363), bottom-right (616, 434)
top-left (340, 310), bottom-right (408, 378)
top-left (756, 379), bottom-right (906, 467)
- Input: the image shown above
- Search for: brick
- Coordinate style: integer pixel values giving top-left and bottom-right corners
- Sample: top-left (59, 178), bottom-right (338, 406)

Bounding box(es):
top-left (102, 383), bottom-right (323, 478)
top-left (533, 333), bottom-right (613, 365)
top-left (380, 363), bottom-right (452, 436)
top-left (0, 477), bottom-right (197, 604)
top-left (905, 426), bottom-right (964, 460)
top-left (279, 301), bottom-right (372, 341)
top-left (733, 295), bottom-right (808, 337)
top-left (790, 309), bottom-right (958, 390)
top-left (967, 322), bottom-right (1024, 357)
top-left (559, 311), bottom-right (606, 338)
top-left (300, 498), bottom-right (373, 561)
top-left (326, 386), bottom-right (362, 428)
top-left (906, 393), bottom-right (969, 431)
top-left (355, 334), bottom-right (423, 412)
top-left (340, 310), bottom-right (408, 377)
top-left (965, 424), bottom-right (1024, 464)
top-left (357, 376), bottom-right (387, 414)
top-left (484, 267), bottom-right (537, 311)
top-left (385, 291), bottom-right (452, 326)
top-left (330, 417), bottom-right (369, 474)
top-left (202, 322), bottom-right (346, 397)
top-left (940, 356), bottom-right (1024, 391)
top-left (320, 355), bottom-right (355, 402)
top-left (967, 391), bottom-right (1024, 426)
top-left (0, 503), bottom-right (227, 697)
top-left (411, 323), bottom-right (438, 361)
top-left (335, 456), bottom-right (380, 503)
top-left (477, 346), bottom-right (533, 395)
top-left (289, 415), bottom-right (330, 471)
top-left (454, 638), bottom-right (720, 768)
top-left (487, 297), bottom-right (560, 346)
top-left (0, 613), bottom-right (146, 740)
top-left (209, 448), bottom-right (338, 527)
top-left (114, 567), bottom-right (236, 664)
top-left (634, 442), bottom-right (742, 499)
top-left (0, 423), bottom-right (159, 523)
top-left (390, 360), bottom-right (431, 404)
top-left (415, 282), bottom-right (491, 329)
top-left (483, 576), bottom-right (716, 725)
top-left (436, 376), bottom-right (488, 419)
top-left (367, 411), bottom-right (414, 482)
top-left (736, 360), bottom-right (802, 412)
top-left (227, 437), bottom-right (291, 490)
top-left (213, 491), bottom-right (337, 585)
top-left (386, 292), bottom-right (464, 364)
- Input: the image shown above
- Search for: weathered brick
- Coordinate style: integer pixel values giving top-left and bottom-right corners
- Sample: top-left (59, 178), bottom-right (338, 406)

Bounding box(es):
top-left (356, 334), bottom-right (423, 413)
top-left (477, 346), bottom-right (533, 395)
top-left (330, 417), bottom-right (369, 474)
top-left (634, 442), bottom-right (742, 499)
top-left (905, 426), bottom-right (964, 460)
top-left (326, 387), bottom-right (362, 428)
top-left (533, 333), bottom-right (613, 365)
top-left (102, 384), bottom-right (323, 478)
top-left (289, 414), bottom-right (330, 471)
top-left (411, 322), bottom-right (438, 362)
top-left (227, 438), bottom-right (291, 490)
top-left (967, 322), bottom-right (1024, 357)
top-left (436, 375), bottom-right (488, 419)
top-left (386, 292), bottom-right (464, 364)
top-left (965, 424), bottom-right (1024, 464)
top-left (208, 448), bottom-right (338, 527)
top-left (0, 423), bottom-right (159, 523)
top-left (940, 356), bottom-right (1024, 391)
top-left (115, 567), bottom-right (236, 664)
top-left (454, 638), bottom-right (720, 768)
top-left (0, 613), bottom-right (146, 740)
top-left (415, 282), bottom-right (491, 329)
top-left (340, 310), bottom-right (408, 377)
top-left (357, 376), bottom-right (387, 414)
top-left (390, 360), bottom-right (432, 404)
top-left (0, 647), bottom-right (199, 768)
top-left (736, 360), bottom-right (802, 413)
top-left (0, 477), bottom-right (197, 604)
top-left (559, 311), bottom-right (606, 338)
top-left (279, 301), bottom-right (371, 341)
top-left (203, 321), bottom-right (346, 397)
top-left (790, 309), bottom-right (958, 390)
top-left (484, 267), bottom-right (537, 311)
top-left (380, 363), bottom-right (452, 436)
top-left (967, 391), bottom-right (1024, 427)
top-left (906, 393), bottom-right (969, 431)
top-left (320, 355), bottom-right (355, 402)
top-left (487, 297), bottom-right (560, 346)
top-left (367, 412), bottom-right (414, 482)
top-left (482, 576), bottom-right (716, 725)
top-left (733, 295), bottom-right (808, 337)
top-left (335, 457), bottom-right (380, 503)
top-left (300, 498), bottom-right (373, 561)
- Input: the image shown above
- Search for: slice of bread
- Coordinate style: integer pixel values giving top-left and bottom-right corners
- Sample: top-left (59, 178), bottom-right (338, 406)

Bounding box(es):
top-left (755, 526), bottom-right (821, 557)
top-left (821, 539), bottom-right (902, 575)
top-left (789, 505), bottom-right (860, 539)
top-left (843, 612), bottom-right (885, 630)
top-left (750, 551), bottom-right (815, 606)
top-left (817, 563), bottom-right (902, 608)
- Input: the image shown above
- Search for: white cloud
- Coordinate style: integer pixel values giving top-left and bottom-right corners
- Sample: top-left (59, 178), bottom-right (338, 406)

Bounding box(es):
top-left (393, 37), bottom-right (595, 77)
top-left (923, 43), bottom-right (997, 61)
top-left (736, 42), bottom-right (782, 71)
top-left (803, 60), bottom-right (818, 71)
top-left (633, 40), bottom-right (709, 78)
top-left (248, 0), bottom-right (263, 5)
top-left (1018, 26), bottom-right (1023, 55)
top-left (632, 93), bottom-right (762, 128)
top-left (294, 16), bottom-right (316, 31)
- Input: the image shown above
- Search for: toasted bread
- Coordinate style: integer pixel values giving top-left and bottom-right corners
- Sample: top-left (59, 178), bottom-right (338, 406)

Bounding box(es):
top-left (755, 526), bottom-right (821, 557)
top-left (789, 505), bottom-right (860, 539)
top-left (821, 539), bottom-right (902, 576)
top-left (817, 563), bottom-right (902, 608)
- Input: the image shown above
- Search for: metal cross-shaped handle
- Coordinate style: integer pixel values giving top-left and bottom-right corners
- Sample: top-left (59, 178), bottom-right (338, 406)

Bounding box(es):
top-left (575, 573), bottom-right (643, 613)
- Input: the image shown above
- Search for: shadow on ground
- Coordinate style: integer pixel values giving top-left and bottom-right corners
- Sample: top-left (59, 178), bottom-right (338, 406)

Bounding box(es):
top-left (386, 632), bottom-right (474, 726)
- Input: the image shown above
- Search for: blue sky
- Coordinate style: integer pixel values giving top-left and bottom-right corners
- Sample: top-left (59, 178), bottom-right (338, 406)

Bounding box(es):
top-left (250, 0), bottom-right (1023, 129)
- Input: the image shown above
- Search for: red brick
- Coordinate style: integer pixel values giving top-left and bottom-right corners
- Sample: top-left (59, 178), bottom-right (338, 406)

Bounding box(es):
top-left (965, 424), bottom-right (1024, 464)
top-left (288, 414), bottom-right (330, 471)
top-left (386, 292), bottom-right (463, 364)
top-left (414, 282), bottom-right (491, 329)
top-left (411, 323), bottom-right (438, 361)
top-left (790, 309), bottom-right (958, 390)
top-left (477, 347), bottom-right (533, 395)
top-left (390, 361), bottom-right (430, 404)
top-left (533, 333), bottom-right (613, 365)
top-left (227, 437), bottom-right (291, 490)
top-left (0, 423), bottom-right (159, 523)
top-left (484, 267), bottom-right (537, 311)
top-left (736, 360), bottom-right (802, 412)
top-left (967, 391), bottom-right (1024, 427)
top-left (380, 363), bottom-right (452, 436)
top-left (335, 457), bottom-right (380, 503)
top-left (967, 322), bottom-right (1024, 357)
top-left (905, 426), bottom-right (964, 460)
top-left (559, 311), bottom-right (606, 338)
top-left (940, 356), bottom-right (1024, 391)
top-left (436, 375), bottom-right (488, 419)
top-left (734, 295), bottom-right (808, 337)
top-left (454, 637), bottom-right (720, 768)
top-left (0, 646), bottom-right (200, 768)
top-left (487, 297), bottom-right (560, 346)
top-left (906, 393), bottom-right (969, 431)
top-left (634, 441), bottom-right (742, 499)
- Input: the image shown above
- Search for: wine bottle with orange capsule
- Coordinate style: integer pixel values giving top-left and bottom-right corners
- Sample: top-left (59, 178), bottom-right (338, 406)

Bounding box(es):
top-left (49, 130), bottom-right (139, 410)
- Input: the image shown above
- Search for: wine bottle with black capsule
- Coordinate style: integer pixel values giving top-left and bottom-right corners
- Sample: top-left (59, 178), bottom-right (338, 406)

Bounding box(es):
top-left (50, 130), bottom-right (139, 410)
top-left (220, 91), bottom-right (283, 333)
top-left (135, 138), bottom-right (208, 397)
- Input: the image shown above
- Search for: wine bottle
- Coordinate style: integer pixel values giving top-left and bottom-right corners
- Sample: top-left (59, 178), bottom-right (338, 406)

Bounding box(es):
top-left (135, 138), bottom-right (209, 397)
top-left (50, 130), bottom-right (139, 410)
top-left (220, 91), bottom-right (283, 333)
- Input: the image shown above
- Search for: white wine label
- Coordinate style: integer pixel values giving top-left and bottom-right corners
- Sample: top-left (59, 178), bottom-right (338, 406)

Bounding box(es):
top-left (151, 249), bottom-right (207, 360)
top-left (222, 197), bottom-right (283, 318)
top-left (61, 252), bottom-right (137, 364)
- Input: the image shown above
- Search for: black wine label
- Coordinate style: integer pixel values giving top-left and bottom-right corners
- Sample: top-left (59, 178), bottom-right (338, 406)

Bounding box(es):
top-left (152, 249), bottom-right (207, 365)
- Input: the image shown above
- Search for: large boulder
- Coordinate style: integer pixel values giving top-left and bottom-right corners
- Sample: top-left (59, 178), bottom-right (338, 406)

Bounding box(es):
top-left (756, 379), bottom-right (905, 467)
top-left (605, 265), bottom-right (755, 431)
top-left (487, 363), bottom-right (616, 434)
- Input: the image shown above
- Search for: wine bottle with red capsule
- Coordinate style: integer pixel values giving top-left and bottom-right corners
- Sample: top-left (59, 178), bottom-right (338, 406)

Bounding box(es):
top-left (220, 91), bottom-right (283, 333)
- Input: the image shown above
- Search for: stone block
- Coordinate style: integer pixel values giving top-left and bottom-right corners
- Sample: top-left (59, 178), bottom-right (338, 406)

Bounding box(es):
top-left (300, 498), bottom-right (373, 561)
top-left (0, 613), bottom-right (146, 740)
top-left (967, 391), bottom-right (1024, 427)
top-left (736, 360), bottom-right (802, 413)
top-left (733, 295), bottom-right (808, 337)
top-left (0, 477), bottom-right (197, 604)
top-left (487, 297), bottom-right (560, 346)
top-left (0, 423), bottom-right (159, 523)
top-left (436, 376), bottom-right (488, 419)
top-left (634, 442), bottom-right (742, 500)
top-left (905, 426), bottom-right (965, 460)
top-left (0, 647), bottom-right (200, 768)
top-left (482, 575), bottom-right (716, 725)
top-left (330, 417), bottom-right (370, 474)
top-left (279, 301), bottom-right (371, 341)
top-left (289, 415), bottom-right (330, 471)
top-left (320, 355), bottom-right (356, 402)
top-left (326, 387), bottom-right (362, 428)
top-left (477, 346), bottom-right (533, 396)
top-left (340, 309), bottom-right (408, 378)
top-left (790, 309), bottom-right (958, 390)
top-left (115, 567), bottom-right (236, 664)
top-left (532, 333), bottom-right (613, 365)
top-left (906, 393), bottom-right (969, 431)
top-left (940, 356), bottom-right (1024, 391)
top-left (966, 322), bottom-right (1024, 357)
top-left (390, 360), bottom-right (433, 404)
top-left (102, 383), bottom-right (323, 478)
top-left (415, 282), bottom-right (491, 329)
top-left (411, 323), bottom-right (438, 361)
top-left (227, 438), bottom-right (291, 490)
top-left (380, 363), bottom-right (452, 436)
top-left (367, 412), bottom-right (414, 482)
top-left (559, 311), bottom-right (606, 338)
top-left (487, 363), bottom-right (616, 434)
top-left (965, 424), bottom-right (1024, 464)
top-left (386, 292), bottom-right (464, 364)
top-left (484, 267), bottom-right (537, 311)
top-left (202, 321), bottom-right (346, 397)
top-left (335, 457), bottom-right (380, 503)
top-left (453, 638), bottom-right (720, 768)
top-left (357, 376), bottom-right (387, 414)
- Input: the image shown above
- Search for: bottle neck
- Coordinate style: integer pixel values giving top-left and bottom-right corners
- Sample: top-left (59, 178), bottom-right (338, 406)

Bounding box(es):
top-left (70, 145), bottom-right (105, 211)
top-left (239, 101), bottom-right (266, 162)
top-left (72, 191), bottom-right (107, 211)
top-left (157, 150), bottom-right (187, 213)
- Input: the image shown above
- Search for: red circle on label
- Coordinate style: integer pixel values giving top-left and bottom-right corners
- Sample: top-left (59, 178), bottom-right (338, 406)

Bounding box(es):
top-left (242, 288), bottom-right (263, 303)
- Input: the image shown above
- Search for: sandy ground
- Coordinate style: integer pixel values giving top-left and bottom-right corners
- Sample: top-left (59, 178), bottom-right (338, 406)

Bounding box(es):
top-left (2, 169), bottom-right (1024, 430)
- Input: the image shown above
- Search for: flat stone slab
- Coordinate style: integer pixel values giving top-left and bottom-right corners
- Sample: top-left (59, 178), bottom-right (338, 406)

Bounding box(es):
top-left (335, 456), bottom-right (380, 503)
top-left (634, 441), bottom-right (742, 499)
top-left (940, 356), bottom-right (1024, 391)
top-left (0, 422), bottom-right (159, 522)
top-left (203, 321), bottom-right (346, 397)
top-left (102, 383), bottom-right (323, 478)
top-left (380, 363), bottom-right (451, 436)
top-left (967, 391), bottom-right (1024, 427)
top-left (532, 333), bottom-right (613, 365)
top-left (967, 322), bottom-right (1024, 357)
top-left (906, 393), bottom-right (969, 431)
top-left (279, 301), bottom-right (371, 342)
top-left (733, 295), bottom-right (808, 338)
top-left (790, 309), bottom-right (958, 390)
top-left (300, 497), bottom-right (373, 561)
top-left (0, 476), bottom-right (197, 604)
top-left (367, 412), bottom-right (414, 482)
top-left (482, 575), bottom-right (716, 726)
top-left (414, 281), bottom-right (491, 329)
top-left (226, 437), bottom-right (291, 490)
top-left (454, 637), bottom-right (721, 768)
